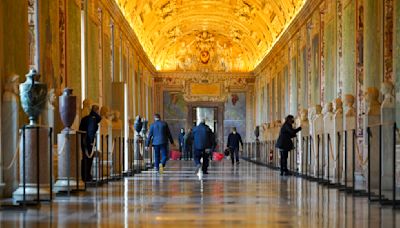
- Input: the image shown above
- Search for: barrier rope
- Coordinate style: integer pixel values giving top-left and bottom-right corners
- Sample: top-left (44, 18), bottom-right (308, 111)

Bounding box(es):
top-left (2, 131), bottom-right (21, 171)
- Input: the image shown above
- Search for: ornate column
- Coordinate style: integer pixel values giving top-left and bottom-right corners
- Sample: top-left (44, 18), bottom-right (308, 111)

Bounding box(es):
top-left (1, 75), bottom-right (19, 196)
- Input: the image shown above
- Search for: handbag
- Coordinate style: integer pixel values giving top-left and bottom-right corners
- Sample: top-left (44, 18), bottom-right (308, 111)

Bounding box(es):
top-left (224, 148), bottom-right (231, 156)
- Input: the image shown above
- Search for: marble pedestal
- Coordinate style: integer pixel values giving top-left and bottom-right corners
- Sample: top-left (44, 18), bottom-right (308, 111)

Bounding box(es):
top-left (311, 117), bottom-right (324, 177)
top-left (342, 116), bottom-right (356, 186)
top-left (112, 132), bottom-right (122, 176)
top-left (332, 114), bottom-right (343, 183)
top-left (297, 124), bottom-right (309, 174)
top-left (381, 107), bottom-right (396, 192)
top-left (13, 127), bottom-right (51, 201)
top-left (324, 114), bottom-right (334, 180)
top-left (363, 115), bottom-right (380, 193)
top-left (54, 131), bottom-right (84, 192)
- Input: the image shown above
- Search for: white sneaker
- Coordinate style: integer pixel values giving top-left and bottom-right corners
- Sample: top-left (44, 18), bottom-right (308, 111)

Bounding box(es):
top-left (197, 169), bottom-right (203, 180)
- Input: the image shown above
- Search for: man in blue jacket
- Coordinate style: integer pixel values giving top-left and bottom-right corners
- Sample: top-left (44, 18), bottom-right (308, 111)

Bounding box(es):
top-left (192, 119), bottom-right (212, 175)
top-left (145, 113), bottom-right (174, 173)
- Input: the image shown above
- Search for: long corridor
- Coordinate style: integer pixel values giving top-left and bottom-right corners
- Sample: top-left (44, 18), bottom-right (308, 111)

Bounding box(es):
top-left (0, 160), bottom-right (399, 227)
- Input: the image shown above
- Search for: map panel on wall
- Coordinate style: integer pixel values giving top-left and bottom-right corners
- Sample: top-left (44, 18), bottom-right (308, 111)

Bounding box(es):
top-left (163, 91), bottom-right (187, 143)
top-left (224, 93), bottom-right (246, 145)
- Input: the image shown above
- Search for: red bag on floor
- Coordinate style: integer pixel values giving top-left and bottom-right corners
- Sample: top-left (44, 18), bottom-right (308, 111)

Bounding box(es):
top-left (170, 150), bottom-right (181, 160)
top-left (213, 152), bottom-right (224, 161)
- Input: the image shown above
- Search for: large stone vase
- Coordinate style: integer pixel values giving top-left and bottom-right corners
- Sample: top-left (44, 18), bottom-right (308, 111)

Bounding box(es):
top-left (19, 69), bottom-right (47, 125)
top-left (59, 88), bottom-right (76, 131)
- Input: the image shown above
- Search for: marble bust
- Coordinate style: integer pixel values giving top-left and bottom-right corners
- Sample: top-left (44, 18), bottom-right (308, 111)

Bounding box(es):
top-left (365, 87), bottom-right (381, 116)
top-left (344, 94), bottom-right (356, 117)
top-left (381, 80), bottom-right (395, 108)
top-left (333, 98), bottom-right (343, 115)
top-left (112, 110), bottom-right (123, 136)
top-left (81, 98), bottom-right (93, 117)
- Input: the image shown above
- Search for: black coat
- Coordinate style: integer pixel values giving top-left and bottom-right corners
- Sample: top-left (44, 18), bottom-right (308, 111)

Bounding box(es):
top-left (275, 122), bottom-right (301, 151)
top-left (79, 111), bottom-right (102, 149)
top-left (227, 132), bottom-right (243, 149)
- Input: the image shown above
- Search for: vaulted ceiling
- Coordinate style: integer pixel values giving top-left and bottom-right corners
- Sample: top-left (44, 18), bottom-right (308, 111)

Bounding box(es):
top-left (115, 0), bottom-right (305, 72)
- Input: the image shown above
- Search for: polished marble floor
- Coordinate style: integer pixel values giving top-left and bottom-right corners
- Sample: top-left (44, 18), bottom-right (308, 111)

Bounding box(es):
top-left (1, 159), bottom-right (400, 227)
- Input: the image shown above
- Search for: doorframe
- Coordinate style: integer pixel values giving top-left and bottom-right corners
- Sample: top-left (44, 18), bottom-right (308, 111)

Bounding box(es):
top-left (187, 102), bottom-right (224, 150)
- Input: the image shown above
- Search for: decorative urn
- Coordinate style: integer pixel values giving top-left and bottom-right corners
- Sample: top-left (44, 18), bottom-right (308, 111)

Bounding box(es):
top-left (134, 115), bottom-right (143, 135)
top-left (59, 88), bottom-right (76, 130)
top-left (19, 68), bottom-right (48, 125)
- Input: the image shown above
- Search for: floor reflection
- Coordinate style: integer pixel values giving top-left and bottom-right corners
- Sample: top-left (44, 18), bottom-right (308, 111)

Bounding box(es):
top-left (0, 160), bottom-right (399, 227)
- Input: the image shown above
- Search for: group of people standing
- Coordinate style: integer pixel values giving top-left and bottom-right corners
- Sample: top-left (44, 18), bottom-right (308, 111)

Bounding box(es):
top-left (145, 114), bottom-right (244, 176)
top-left (78, 109), bottom-right (246, 180)
top-left (78, 107), bottom-right (300, 180)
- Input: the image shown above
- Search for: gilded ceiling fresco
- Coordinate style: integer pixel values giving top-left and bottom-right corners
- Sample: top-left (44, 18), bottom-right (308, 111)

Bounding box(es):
top-left (115, 0), bottom-right (305, 72)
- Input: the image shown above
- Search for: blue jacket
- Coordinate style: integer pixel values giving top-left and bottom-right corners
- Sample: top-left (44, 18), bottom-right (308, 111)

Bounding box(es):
top-left (192, 123), bottom-right (212, 150)
top-left (146, 120), bottom-right (174, 146)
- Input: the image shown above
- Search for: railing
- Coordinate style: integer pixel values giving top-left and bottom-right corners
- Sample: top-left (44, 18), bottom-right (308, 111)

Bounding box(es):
top-left (243, 122), bottom-right (400, 209)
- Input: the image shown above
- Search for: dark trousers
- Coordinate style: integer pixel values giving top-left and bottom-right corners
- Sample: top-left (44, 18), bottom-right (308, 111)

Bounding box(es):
top-left (230, 147), bottom-right (240, 164)
top-left (184, 145), bottom-right (193, 160)
top-left (280, 150), bottom-right (289, 173)
top-left (81, 145), bottom-right (93, 182)
top-left (194, 149), bottom-right (209, 172)
top-left (153, 144), bottom-right (168, 171)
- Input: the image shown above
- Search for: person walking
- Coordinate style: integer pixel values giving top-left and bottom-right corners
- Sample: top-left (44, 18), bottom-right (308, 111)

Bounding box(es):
top-left (145, 114), bottom-right (174, 174)
top-left (275, 115), bottom-right (302, 176)
top-left (227, 127), bottom-right (243, 165)
top-left (79, 105), bottom-right (101, 182)
top-left (183, 128), bottom-right (193, 160)
top-left (178, 128), bottom-right (185, 160)
top-left (192, 119), bottom-right (212, 175)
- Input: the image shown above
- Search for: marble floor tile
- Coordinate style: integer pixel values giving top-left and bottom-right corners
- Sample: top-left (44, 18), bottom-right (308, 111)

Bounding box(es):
top-left (0, 160), bottom-right (399, 227)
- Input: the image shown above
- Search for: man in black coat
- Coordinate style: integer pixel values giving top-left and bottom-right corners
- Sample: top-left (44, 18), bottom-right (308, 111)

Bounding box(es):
top-left (192, 120), bottom-right (212, 174)
top-left (275, 115), bottom-right (302, 176)
top-left (227, 127), bottom-right (243, 165)
top-left (79, 105), bottom-right (101, 182)
top-left (183, 128), bottom-right (193, 160)
top-left (178, 128), bottom-right (185, 159)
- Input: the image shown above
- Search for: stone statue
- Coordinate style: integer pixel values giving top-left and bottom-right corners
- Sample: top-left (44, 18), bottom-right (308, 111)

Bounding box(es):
top-left (323, 102), bottom-right (334, 116)
top-left (333, 98), bottom-right (343, 115)
top-left (365, 87), bottom-right (381, 116)
top-left (381, 80), bottom-right (395, 108)
top-left (1, 74), bottom-right (20, 196)
top-left (112, 110), bottom-right (123, 138)
top-left (300, 109), bottom-right (308, 123)
top-left (344, 94), bottom-right (356, 117)
top-left (81, 98), bottom-right (93, 118)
